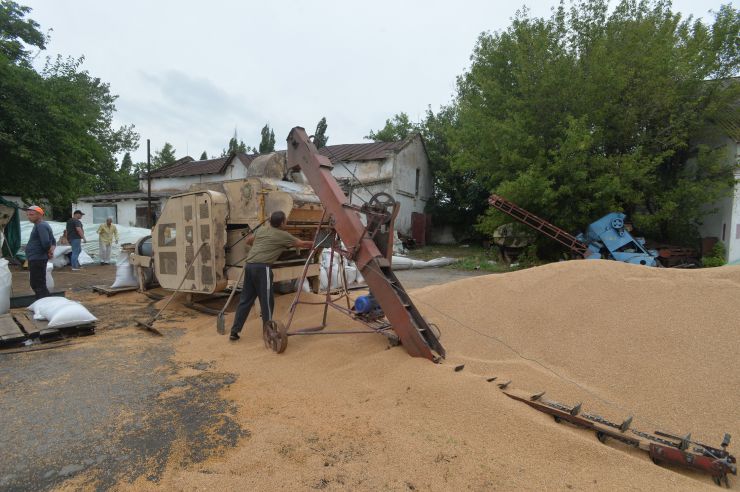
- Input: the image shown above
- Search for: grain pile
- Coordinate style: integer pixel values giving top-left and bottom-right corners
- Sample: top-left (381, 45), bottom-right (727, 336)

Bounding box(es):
top-left (120, 261), bottom-right (739, 491)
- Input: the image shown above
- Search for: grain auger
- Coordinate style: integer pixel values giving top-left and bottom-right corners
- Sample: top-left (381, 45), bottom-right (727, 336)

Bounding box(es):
top-left (261, 127), bottom-right (445, 361)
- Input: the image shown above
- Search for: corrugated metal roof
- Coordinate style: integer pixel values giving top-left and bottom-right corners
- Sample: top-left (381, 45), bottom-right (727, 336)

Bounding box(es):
top-left (318, 138), bottom-right (412, 163)
top-left (149, 155), bottom-right (230, 178)
top-left (145, 136), bottom-right (415, 179)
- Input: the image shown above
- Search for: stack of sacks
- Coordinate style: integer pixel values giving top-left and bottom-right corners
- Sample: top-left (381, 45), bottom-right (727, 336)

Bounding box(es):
top-left (28, 297), bottom-right (97, 328)
top-left (318, 249), bottom-right (365, 291)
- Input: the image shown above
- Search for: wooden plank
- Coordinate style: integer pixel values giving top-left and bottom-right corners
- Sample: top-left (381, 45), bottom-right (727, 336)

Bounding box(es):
top-left (92, 285), bottom-right (138, 296)
top-left (13, 311), bottom-right (40, 338)
top-left (0, 313), bottom-right (27, 344)
top-left (14, 312), bottom-right (60, 341)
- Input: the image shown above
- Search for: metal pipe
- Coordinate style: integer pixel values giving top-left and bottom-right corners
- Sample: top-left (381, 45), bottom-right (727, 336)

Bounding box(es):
top-left (146, 139), bottom-right (152, 228)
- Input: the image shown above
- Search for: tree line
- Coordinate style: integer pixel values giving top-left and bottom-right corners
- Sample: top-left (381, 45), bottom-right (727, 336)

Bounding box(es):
top-left (366, 0), bottom-right (739, 250)
top-left (0, 1), bottom-right (331, 219)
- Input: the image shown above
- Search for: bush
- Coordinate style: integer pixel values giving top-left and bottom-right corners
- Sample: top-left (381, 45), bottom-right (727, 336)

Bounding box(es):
top-left (701, 242), bottom-right (727, 268)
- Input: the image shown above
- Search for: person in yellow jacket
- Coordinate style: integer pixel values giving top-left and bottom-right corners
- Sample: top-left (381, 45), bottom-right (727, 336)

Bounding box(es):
top-left (97, 217), bottom-right (119, 265)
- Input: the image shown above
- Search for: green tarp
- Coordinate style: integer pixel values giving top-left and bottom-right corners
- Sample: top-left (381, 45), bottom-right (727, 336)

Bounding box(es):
top-left (0, 197), bottom-right (22, 259)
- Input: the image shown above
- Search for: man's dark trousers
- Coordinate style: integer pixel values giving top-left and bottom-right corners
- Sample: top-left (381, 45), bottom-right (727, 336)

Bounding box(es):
top-left (230, 263), bottom-right (274, 335)
top-left (29, 259), bottom-right (50, 300)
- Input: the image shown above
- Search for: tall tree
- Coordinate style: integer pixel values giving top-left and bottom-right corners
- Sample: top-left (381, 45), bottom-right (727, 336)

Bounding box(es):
top-left (451, 1), bottom-right (739, 245)
top-left (314, 117), bottom-right (329, 148)
top-left (0, 2), bottom-right (138, 217)
top-left (365, 113), bottom-right (415, 142)
top-left (199, 150), bottom-right (208, 160)
top-left (0, 0), bottom-right (45, 64)
top-left (152, 142), bottom-right (176, 168)
top-left (258, 123), bottom-right (275, 153)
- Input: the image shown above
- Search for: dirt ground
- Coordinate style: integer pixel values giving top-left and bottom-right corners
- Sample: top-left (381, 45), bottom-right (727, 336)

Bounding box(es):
top-left (0, 265), bottom-right (484, 491)
top-left (1, 261), bottom-right (736, 491)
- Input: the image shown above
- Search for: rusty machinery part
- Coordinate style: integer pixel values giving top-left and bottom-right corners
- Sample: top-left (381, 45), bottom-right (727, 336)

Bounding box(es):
top-left (363, 192), bottom-right (397, 224)
top-left (285, 126), bottom-right (445, 361)
top-left (263, 319), bottom-right (288, 354)
top-left (488, 194), bottom-right (591, 257)
top-left (501, 388), bottom-right (736, 487)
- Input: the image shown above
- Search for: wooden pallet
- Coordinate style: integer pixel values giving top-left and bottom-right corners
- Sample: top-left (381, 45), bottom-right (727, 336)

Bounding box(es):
top-left (92, 285), bottom-right (138, 296)
top-left (0, 313), bottom-right (27, 346)
top-left (0, 310), bottom-right (96, 349)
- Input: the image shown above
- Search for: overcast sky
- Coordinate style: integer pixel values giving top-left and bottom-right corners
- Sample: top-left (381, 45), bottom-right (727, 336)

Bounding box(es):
top-left (23, 0), bottom-right (718, 163)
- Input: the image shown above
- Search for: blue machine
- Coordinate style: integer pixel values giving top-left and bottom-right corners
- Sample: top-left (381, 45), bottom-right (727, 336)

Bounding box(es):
top-left (576, 212), bottom-right (659, 267)
top-left (353, 294), bottom-right (384, 319)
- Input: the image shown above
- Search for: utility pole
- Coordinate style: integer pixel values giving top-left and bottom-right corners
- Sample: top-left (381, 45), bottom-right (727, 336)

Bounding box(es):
top-left (147, 139), bottom-right (152, 228)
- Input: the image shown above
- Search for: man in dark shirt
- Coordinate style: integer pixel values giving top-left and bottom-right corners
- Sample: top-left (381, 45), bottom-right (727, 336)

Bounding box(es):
top-left (229, 211), bottom-right (314, 341)
top-left (25, 205), bottom-right (56, 299)
top-left (66, 210), bottom-right (86, 271)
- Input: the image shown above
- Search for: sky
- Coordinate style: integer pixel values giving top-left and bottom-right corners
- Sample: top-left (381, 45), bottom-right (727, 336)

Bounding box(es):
top-left (23, 0), bottom-right (719, 163)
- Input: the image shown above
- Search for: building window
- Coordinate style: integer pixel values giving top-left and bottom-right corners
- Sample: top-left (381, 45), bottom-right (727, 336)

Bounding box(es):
top-left (415, 169), bottom-right (420, 197)
top-left (722, 223), bottom-right (726, 241)
top-left (92, 205), bottom-right (117, 224)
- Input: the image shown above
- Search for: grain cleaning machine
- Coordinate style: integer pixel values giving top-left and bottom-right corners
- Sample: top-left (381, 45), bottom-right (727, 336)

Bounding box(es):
top-left (129, 152), bottom-right (327, 307)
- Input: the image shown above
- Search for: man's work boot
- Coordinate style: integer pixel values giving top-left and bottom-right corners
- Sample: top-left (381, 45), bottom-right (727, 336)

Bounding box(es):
top-left (229, 332), bottom-right (240, 341)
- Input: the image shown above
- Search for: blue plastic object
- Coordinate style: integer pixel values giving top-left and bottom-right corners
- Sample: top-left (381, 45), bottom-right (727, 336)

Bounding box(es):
top-left (576, 212), bottom-right (658, 267)
top-left (354, 294), bottom-right (377, 314)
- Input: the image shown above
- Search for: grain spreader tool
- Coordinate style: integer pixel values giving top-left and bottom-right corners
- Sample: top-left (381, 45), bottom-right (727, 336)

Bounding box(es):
top-left (135, 242), bottom-right (207, 335)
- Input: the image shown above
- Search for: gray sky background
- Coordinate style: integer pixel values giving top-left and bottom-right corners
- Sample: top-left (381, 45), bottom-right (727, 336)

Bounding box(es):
top-left (24, 0), bottom-right (718, 163)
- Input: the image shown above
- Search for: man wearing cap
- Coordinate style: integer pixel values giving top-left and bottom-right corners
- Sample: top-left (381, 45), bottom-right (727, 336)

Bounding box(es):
top-left (25, 206), bottom-right (55, 299)
top-left (66, 210), bottom-right (87, 271)
top-left (229, 210), bottom-right (314, 341)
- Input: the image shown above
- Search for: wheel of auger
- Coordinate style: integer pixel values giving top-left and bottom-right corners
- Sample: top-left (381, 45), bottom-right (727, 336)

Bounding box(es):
top-left (263, 320), bottom-right (288, 354)
top-left (369, 192), bottom-right (396, 223)
top-left (596, 431), bottom-right (608, 444)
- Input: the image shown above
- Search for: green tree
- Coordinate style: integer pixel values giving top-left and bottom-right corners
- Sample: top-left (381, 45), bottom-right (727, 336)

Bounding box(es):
top-left (152, 142), bottom-right (176, 168)
top-left (199, 150), bottom-right (208, 160)
top-left (258, 123), bottom-right (275, 153)
top-left (451, 1), bottom-right (739, 247)
top-left (0, 0), bottom-right (45, 64)
top-left (0, 2), bottom-right (138, 217)
top-left (109, 151), bottom-right (138, 192)
top-left (313, 117), bottom-right (328, 148)
top-left (365, 112), bottom-right (415, 142)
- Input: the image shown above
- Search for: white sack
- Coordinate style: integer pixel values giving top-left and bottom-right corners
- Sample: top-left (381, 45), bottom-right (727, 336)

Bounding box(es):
top-left (344, 266), bottom-right (357, 286)
top-left (47, 303), bottom-right (97, 328)
top-left (52, 245), bottom-right (71, 268)
top-left (0, 258), bottom-right (11, 314)
top-left (319, 265), bottom-right (343, 291)
top-left (110, 251), bottom-right (137, 289)
top-left (28, 297), bottom-right (74, 321)
top-left (78, 250), bottom-right (95, 265)
top-left (46, 262), bottom-right (55, 291)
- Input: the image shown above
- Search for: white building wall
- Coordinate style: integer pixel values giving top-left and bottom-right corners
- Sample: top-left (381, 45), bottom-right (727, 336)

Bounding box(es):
top-left (697, 137), bottom-right (740, 261)
top-left (392, 137), bottom-right (432, 234)
top-left (328, 136), bottom-right (432, 235)
top-left (139, 158), bottom-right (249, 193)
top-left (72, 200), bottom-right (163, 227)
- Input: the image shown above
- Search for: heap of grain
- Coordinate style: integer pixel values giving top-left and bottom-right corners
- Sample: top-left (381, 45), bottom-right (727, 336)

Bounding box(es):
top-left (124, 260), bottom-right (739, 491)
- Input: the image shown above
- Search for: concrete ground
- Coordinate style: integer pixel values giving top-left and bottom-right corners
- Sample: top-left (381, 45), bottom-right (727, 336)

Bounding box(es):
top-left (1, 265), bottom-right (486, 491)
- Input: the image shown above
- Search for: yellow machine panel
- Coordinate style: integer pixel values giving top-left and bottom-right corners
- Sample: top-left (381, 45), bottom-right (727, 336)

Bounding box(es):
top-left (153, 190), bottom-right (228, 294)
